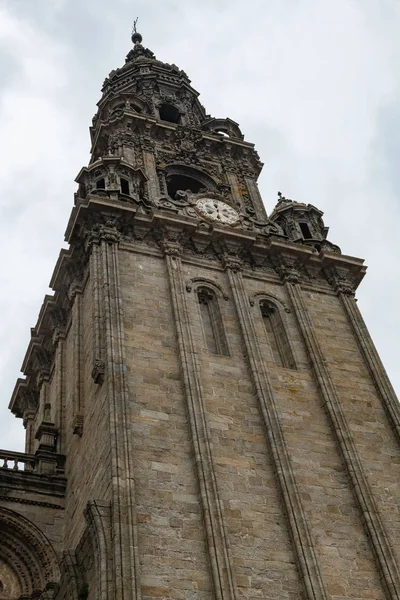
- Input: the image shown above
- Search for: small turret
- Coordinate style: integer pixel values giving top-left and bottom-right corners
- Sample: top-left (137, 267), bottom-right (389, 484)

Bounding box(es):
top-left (270, 191), bottom-right (341, 254)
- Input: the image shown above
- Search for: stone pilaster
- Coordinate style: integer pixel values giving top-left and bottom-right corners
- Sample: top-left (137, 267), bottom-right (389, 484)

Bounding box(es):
top-left (143, 150), bottom-right (160, 200)
top-left (328, 270), bottom-right (400, 440)
top-left (87, 222), bottom-right (141, 600)
top-left (86, 232), bottom-right (105, 385)
top-left (52, 328), bottom-right (66, 453)
top-left (283, 269), bottom-right (400, 600)
top-left (68, 284), bottom-right (83, 436)
top-left (163, 239), bottom-right (238, 600)
top-left (223, 255), bottom-right (328, 600)
top-left (244, 177), bottom-right (267, 220)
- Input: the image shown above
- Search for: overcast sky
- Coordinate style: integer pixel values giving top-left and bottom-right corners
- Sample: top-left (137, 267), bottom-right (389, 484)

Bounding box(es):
top-left (1, 0), bottom-right (399, 451)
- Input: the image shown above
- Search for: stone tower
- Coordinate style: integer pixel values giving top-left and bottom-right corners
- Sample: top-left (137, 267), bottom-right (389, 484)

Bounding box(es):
top-left (1, 30), bottom-right (400, 600)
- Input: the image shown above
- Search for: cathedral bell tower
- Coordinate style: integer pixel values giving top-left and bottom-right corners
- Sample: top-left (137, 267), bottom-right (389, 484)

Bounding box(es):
top-left (1, 29), bottom-right (400, 600)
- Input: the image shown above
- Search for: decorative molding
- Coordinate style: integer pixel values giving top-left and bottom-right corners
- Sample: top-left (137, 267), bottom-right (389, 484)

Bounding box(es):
top-left (85, 221), bottom-right (121, 251)
top-left (84, 501), bottom-right (112, 600)
top-left (72, 413), bottom-right (84, 437)
top-left (221, 253), bottom-right (242, 273)
top-left (186, 277), bottom-right (229, 300)
top-left (249, 291), bottom-right (291, 313)
top-left (0, 496), bottom-right (64, 510)
top-left (324, 266), bottom-right (356, 295)
top-left (0, 506), bottom-right (61, 592)
top-left (91, 359), bottom-right (105, 385)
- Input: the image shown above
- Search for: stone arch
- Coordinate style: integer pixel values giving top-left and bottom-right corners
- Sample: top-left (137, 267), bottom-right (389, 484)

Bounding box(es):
top-left (188, 282), bottom-right (230, 357)
top-left (102, 94), bottom-right (151, 119)
top-left (83, 501), bottom-right (111, 600)
top-left (0, 559), bottom-right (21, 599)
top-left (163, 164), bottom-right (218, 199)
top-left (251, 294), bottom-right (296, 370)
top-left (186, 277), bottom-right (229, 300)
top-left (249, 291), bottom-right (291, 313)
top-left (0, 507), bottom-right (60, 597)
top-left (202, 117), bottom-right (244, 140)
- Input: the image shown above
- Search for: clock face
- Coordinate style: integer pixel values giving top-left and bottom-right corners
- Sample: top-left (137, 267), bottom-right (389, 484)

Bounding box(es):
top-left (195, 198), bottom-right (239, 225)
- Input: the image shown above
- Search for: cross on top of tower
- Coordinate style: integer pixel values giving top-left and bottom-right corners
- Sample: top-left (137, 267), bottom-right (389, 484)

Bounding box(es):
top-left (131, 16), bottom-right (142, 45)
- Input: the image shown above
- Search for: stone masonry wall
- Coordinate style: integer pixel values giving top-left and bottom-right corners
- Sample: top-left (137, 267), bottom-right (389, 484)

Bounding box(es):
top-left (118, 243), bottom-right (397, 600)
top-left (62, 277), bottom-right (111, 551)
top-left (307, 290), bottom-right (400, 567)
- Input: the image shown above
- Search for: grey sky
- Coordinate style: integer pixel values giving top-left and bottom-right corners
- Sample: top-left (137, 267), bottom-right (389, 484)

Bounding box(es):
top-left (1, 0), bottom-right (399, 451)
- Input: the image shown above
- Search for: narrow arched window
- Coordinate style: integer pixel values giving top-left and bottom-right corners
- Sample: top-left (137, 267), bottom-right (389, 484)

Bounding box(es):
top-left (260, 300), bottom-right (295, 369)
top-left (198, 287), bottom-right (229, 356)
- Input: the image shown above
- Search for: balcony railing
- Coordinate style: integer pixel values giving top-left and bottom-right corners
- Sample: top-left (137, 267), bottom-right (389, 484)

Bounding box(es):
top-left (0, 449), bottom-right (35, 472)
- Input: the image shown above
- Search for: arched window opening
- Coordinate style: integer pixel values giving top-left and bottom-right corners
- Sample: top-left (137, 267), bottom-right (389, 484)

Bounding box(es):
top-left (95, 178), bottom-right (105, 190)
top-left (159, 104), bottom-right (180, 124)
top-left (215, 129), bottom-right (230, 137)
top-left (120, 178), bottom-right (130, 195)
top-left (260, 301), bottom-right (295, 369)
top-left (111, 103), bottom-right (124, 113)
top-left (198, 288), bottom-right (229, 356)
top-left (167, 174), bottom-right (204, 199)
top-left (299, 222), bottom-right (312, 239)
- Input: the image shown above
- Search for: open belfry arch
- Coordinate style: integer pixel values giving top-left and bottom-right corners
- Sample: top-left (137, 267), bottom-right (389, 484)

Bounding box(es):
top-left (1, 26), bottom-right (400, 600)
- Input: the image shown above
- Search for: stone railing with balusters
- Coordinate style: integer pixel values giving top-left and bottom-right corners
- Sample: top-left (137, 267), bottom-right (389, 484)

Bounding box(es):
top-left (0, 449), bottom-right (36, 472)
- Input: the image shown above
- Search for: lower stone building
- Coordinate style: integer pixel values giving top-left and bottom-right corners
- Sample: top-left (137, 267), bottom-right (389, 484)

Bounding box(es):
top-left (1, 30), bottom-right (400, 600)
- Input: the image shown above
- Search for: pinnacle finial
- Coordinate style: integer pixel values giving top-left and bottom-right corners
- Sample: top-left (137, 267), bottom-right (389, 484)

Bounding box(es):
top-left (131, 17), bottom-right (142, 45)
top-left (277, 191), bottom-right (292, 204)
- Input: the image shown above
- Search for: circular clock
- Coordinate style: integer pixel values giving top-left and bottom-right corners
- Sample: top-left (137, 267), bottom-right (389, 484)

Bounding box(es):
top-left (195, 198), bottom-right (239, 226)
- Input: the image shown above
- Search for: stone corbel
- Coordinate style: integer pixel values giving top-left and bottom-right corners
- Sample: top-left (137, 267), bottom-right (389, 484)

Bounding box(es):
top-left (72, 413), bottom-right (84, 437)
top-left (275, 257), bottom-right (303, 285)
top-left (324, 266), bottom-right (356, 296)
top-left (36, 366), bottom-right (51, 391)
top-left (91, 358), bottom-right (105, 385)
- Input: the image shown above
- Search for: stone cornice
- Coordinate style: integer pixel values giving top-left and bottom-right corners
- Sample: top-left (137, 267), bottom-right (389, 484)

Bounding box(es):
top-left (0, 468), bottom-right (66, 500)
top-left (65, 196), bottom-right (366, 287)
top-left (9, 195), bottom-right (366, 418)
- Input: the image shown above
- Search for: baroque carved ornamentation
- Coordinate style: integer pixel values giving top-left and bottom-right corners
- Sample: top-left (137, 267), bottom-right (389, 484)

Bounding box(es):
top-left (324, 267), bottom-right (356, 295)
top-left (91, 359), bottom-right (105, 385)
top-left (85, 221), bottom-right (121, 252)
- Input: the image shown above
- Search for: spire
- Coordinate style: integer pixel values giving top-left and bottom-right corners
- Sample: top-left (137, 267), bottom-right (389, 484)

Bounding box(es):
top-left (126, 18), bottom-right (155, 62)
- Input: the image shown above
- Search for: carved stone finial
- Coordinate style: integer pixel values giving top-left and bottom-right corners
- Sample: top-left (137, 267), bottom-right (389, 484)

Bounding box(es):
top-left (277, 191), bottom-right (293, 205)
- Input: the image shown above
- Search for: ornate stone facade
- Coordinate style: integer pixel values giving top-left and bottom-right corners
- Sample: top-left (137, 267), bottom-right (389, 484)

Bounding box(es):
top-left (1, 30), bottom-right (400, 600)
